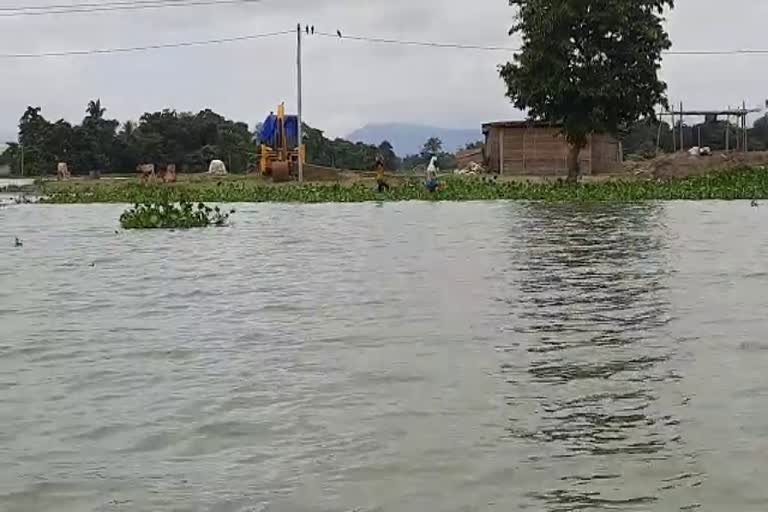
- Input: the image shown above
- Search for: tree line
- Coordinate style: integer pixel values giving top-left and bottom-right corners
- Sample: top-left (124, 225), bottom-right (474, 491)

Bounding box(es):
top-left (8, 99), bottom-right (761, 177)
top-left (0, 100), bottom-right (256, 176)
top-left (0, 99), bottom-right (465, 176)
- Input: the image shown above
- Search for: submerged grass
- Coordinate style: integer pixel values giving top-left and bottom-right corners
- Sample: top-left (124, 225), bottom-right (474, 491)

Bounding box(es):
top-left (42, 166), bottom-right (768, 204)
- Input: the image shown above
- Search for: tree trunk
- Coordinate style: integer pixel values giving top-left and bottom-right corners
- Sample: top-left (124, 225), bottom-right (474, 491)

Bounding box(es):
top-left (566, 144), bottom-right (582, 183)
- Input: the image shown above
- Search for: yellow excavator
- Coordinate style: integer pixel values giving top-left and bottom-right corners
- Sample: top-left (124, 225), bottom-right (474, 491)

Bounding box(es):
top-left (259, 103), bottom-right (305, 182)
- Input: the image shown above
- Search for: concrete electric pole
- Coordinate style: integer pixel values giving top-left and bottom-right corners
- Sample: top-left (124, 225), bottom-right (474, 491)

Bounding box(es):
top-left (297, 23), bottom-right (304, 183)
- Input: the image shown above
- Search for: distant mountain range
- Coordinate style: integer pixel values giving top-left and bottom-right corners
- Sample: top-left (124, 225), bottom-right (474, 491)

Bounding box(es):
top-left (347, 123), bottom-right (482, 156)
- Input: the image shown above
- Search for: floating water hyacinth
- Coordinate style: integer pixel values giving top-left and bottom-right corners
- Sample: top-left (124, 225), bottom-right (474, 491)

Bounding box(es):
top-left (119, 200), bottom-right (234, 229)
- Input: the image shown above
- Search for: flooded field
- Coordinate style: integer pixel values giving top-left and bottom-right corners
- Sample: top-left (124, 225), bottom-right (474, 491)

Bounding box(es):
top-left (2, 201), bottom-right (767, 511)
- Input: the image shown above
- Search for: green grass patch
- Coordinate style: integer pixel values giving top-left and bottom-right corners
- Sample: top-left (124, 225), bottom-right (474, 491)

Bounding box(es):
top-left (42, 167), bottom-right (768, 204)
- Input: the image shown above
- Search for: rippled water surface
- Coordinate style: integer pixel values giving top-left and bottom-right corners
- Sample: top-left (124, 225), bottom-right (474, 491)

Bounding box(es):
top-left (2, 201), bottom-right (768, 511)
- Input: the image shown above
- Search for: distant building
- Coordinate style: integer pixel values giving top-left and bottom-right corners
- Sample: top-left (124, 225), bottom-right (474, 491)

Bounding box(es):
top-left (482, 121), bottom-right (623, 175)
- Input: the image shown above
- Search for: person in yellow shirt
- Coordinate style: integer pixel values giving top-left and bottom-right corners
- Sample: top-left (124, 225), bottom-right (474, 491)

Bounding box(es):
top-left (374, 155), bottom-right (389, 193)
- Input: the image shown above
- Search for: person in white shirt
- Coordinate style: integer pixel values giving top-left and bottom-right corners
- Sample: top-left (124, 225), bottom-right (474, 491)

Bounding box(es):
top-left (425, 156), bottom-right (439, 193)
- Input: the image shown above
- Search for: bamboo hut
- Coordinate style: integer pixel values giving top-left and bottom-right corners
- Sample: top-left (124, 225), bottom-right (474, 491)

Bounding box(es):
top-left (482, 121), bottom-right (622, 175)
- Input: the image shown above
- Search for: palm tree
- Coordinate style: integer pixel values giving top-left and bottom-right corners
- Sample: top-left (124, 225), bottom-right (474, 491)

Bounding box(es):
top-left (121, 120), bottom-right (136, 140)
top-left (86, 99), bottom-right (105, 121)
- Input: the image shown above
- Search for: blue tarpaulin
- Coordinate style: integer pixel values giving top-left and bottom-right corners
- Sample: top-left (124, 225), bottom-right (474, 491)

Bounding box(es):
top-left (258, 114), bottom-right (299, 148)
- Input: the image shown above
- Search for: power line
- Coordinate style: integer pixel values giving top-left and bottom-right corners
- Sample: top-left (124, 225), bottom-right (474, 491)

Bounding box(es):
top-left (0, 30), bottom-right (292, 58)
top-left (315, 32), bottom-right (513, 51)
top-left (5, 28), bottom-right (768, 59)
top-left (666, 49), bottom-right (768, 56)
top-left (0, 0), bottom-right (194, 11)
top-left (0, 0), bottom-right (258, 17)
top-left (316, 31), bottom-right (768, 56)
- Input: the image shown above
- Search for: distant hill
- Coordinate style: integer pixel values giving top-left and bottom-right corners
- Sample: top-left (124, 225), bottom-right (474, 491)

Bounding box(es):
top-left (347, 123), bottom-right (482, 156)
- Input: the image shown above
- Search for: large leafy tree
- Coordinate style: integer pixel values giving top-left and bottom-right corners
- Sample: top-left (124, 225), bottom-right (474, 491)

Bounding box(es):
top-left (751, 116), bottom-right (768, 151)
top-left (401, 136), bottom-right (459, 171)
top-left (18, 106), bottom-right (53, 174)
top-left (500, 0), bottom-right (674, 181)
top-left (79, 99), bottom-right (119, 173)
top-left (378, 141), bottom-right (400, 171)
top-left (420, 137), bottom-right (443, 159)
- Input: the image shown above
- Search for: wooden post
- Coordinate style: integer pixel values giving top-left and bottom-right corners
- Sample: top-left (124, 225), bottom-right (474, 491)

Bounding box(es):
top-left (725, 112), bottom-right (730, 152)
top-left (655, 115), bottom-right (664, 156)
top-left (679, 102), bottom-right (684, 152)
top-left (744, 101), bottom-right (749, 152)
top-left (562, 131), bottom-right (568, 174)
top-left (671, 111), bottom-right (676, 152)
top-left (741, 114), bottom-right (745, 152)
top-left (522, 128), bottom-right (527, 173)
top-left (498, 127), bottom-right (504, 175)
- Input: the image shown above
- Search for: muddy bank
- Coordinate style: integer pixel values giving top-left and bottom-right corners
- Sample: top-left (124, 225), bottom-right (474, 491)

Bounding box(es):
top-left (623, 151), bottom-right (768, 179)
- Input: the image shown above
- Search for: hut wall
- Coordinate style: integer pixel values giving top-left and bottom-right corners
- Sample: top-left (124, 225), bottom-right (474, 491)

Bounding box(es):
top-left (485, 125), bottom-right (621, 175)
top-left (590, 134), bottom-right (622, 174)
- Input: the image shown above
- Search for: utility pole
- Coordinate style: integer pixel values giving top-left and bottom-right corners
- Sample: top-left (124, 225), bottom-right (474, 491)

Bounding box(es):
top-left (20, 144), bottom-right (24, 177)
top-left (296, 23), bottom-right (304, 183)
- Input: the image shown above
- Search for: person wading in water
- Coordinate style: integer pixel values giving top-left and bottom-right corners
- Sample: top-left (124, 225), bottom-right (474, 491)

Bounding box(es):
top-left (374, 155), bottom-right (389, 193)
top-left (425, 155), bottom-right (440, 193)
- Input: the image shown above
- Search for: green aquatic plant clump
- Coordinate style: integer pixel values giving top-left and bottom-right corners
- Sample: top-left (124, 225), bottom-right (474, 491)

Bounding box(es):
top-left (119, 201), bottom-right (234, 229)
top-left (42, 166), bottom-right (768, 204)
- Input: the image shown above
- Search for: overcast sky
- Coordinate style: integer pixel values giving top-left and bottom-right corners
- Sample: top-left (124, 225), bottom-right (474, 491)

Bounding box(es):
top-left (1, 0), bottom-right (767, 142)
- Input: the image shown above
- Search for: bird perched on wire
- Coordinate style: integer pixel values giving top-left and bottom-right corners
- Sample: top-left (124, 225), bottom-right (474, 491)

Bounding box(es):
top-left (337, 29), bottom-right (343, 38)
top-left (311, 25), bottom-right (315, 35)
top-left (306, 25), bottom-right (310, 34)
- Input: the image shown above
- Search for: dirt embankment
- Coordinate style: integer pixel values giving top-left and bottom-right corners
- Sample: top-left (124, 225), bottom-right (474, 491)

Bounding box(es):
top-left (623, 151), bottom-right (768, 179)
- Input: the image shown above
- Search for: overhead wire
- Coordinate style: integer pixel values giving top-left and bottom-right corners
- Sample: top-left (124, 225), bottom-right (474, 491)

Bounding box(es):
top-left (0, 30), bottom-right (293, 58)
top-left (314, 31), bottom-right (512, 51)
top-left (0, 0), bottom-right (259, 17)
top-left (0, 0), bottom-right (205, 11)
top-left (315, 31), bottom-right (768, 56)
top-left (4, 27), bottom-right (768, 59)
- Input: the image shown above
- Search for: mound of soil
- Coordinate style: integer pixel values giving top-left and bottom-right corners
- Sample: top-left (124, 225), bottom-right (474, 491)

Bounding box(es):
top-left (624, 151), bottom-right (768, 179)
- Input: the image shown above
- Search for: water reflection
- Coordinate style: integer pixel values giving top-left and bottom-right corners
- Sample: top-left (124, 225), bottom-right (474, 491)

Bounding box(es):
top-left (499, 203), bottom-right (698, 510)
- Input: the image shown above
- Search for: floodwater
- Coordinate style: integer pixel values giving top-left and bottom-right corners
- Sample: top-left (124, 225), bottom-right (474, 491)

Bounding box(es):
top-left (1, 201), bottom-right (768, 511)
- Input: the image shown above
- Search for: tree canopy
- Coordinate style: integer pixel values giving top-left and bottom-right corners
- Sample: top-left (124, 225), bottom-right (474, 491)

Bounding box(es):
top-left (303, 125), bottom-right (386, 171)
top-left (500, 0), bottom-right (674, 180)
top-left (401, 137), bottom-right (458, 171)
top-left (0, 100), bottom-right (421, 175)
